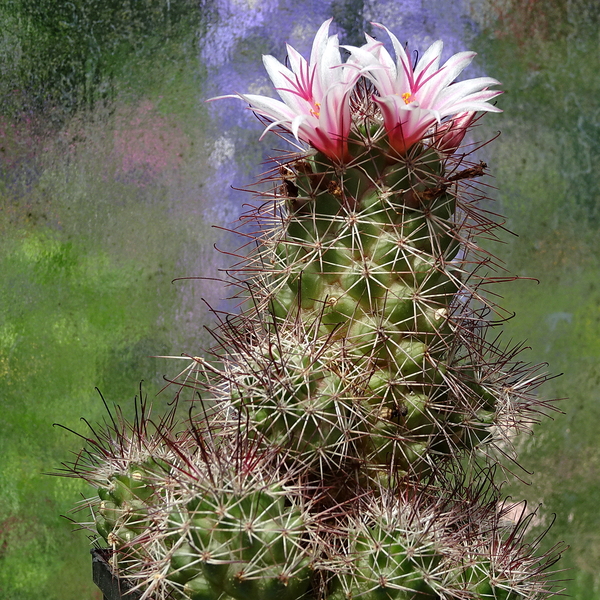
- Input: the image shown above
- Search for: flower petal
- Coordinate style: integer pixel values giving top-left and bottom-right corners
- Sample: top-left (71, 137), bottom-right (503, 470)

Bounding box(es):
top-left (363, 26), bottom-right (502, 152)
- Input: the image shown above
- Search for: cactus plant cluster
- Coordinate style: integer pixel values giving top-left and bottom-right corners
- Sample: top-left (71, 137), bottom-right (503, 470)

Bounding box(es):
top-left (61, 20), bottom-right (565, 600)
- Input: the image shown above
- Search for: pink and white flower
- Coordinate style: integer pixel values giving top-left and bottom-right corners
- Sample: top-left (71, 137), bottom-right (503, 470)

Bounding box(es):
top-left (218, 19), bottom-right (363, 162)
top-left (217, 20), bottom-right (502, 161)
top-left (345, 24), bottom-right (502, 154)
top-left (433, 111), bottom-right (477, 153)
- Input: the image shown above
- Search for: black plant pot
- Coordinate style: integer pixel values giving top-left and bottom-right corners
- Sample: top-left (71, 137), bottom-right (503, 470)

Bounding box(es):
top-left (91, 549), bottom-right (142, 600)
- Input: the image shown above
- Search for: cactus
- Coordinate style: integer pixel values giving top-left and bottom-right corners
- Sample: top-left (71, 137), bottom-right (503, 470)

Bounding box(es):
top-left (61, 20), bottom-right (566, 600)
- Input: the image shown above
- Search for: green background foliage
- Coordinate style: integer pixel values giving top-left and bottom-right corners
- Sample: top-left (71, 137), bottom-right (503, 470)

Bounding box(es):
top-left (0, 0), bottom-right (208, 117)
top-left (0, 1), bottom-right (219, 598)
top-left (1, 0), bottom-right (600, 598)
top-left (470, 0), bottom-right (600, 596)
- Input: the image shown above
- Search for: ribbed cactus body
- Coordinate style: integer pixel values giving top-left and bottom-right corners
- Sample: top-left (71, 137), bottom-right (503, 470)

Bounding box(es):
top-left (226, 144), bottom-right (494, 477)
top-left (338, 524), bottom-right (441, 600)
top-left (74, 138), bottom-right (559, 598)
top-left (165, 486), bottom-right (312, 600)
top-left (95, 458), bottom-right (167, 549)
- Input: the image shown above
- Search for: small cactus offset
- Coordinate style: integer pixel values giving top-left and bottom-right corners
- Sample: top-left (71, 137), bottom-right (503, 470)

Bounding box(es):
top-left (61, 19), bottom-right (565, 600)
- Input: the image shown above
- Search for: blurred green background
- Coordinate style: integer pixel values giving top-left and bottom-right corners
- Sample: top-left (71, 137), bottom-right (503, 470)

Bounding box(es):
top-left (0, 1), bottom-right (222, 598)
top-left (1, 0), bottom-right (599, 598)
top-left (469, 1), bottom-right (600, 596)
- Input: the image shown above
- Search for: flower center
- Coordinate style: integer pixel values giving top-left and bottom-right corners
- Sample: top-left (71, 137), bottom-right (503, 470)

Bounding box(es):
top-left (402, 92), bottom-right (414, 104)
top-left (310, 102), bottom-right (321, 118)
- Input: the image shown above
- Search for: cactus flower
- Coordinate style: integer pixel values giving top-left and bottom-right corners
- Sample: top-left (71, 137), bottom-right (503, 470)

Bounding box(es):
top-left (433, 111), bottom-right (476, 153)
top-left (219, 19), bottom-right (362, 162)
top-left (346, 24), bottom-right (502, 154)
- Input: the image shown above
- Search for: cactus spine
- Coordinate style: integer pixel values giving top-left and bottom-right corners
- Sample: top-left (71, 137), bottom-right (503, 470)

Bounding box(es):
top-left (61, 20), bottom-right (564, 600)
top-left (236, 141), bottom-right (491, 478)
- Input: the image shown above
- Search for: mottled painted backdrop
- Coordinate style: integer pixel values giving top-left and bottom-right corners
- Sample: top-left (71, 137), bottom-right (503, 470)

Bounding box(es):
top-left (1, 0), bottom-right (598, 598)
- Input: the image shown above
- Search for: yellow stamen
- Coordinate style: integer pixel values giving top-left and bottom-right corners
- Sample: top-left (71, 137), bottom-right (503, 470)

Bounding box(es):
top-left (310, 102), bottom-right (321, 118)
top-left (402, 92), bottom-right (413, 104)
